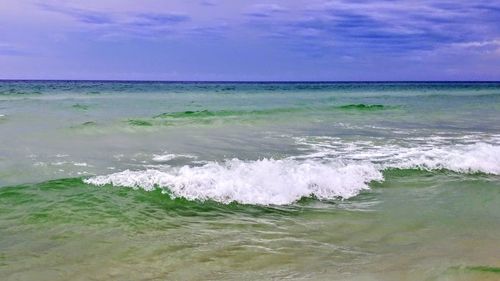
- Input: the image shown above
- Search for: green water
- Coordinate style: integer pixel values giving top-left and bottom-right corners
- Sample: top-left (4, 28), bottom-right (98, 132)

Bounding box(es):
top-left (1, 173), bottom-right (499, 280)
top-left (0, 81), bottom-right (499, 280)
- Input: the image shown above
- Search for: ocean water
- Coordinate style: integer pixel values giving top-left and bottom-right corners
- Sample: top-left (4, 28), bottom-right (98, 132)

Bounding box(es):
top-left (0, 81), bottom-right (499, 280)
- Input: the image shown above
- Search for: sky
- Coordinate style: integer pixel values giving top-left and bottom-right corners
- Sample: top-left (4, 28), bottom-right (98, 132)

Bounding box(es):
top-left (1, 0), bottom-right (500, 81)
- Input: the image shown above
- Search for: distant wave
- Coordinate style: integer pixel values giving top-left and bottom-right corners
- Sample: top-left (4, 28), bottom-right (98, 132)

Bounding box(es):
top-left (151, 104), bottom-right (395, 120)
top-left (127, 119), bottom-right (153, 126)
top-left (383, 142), bottom-right (500, 174)
top-left (153, 108), bottom-right (302, 119)
top-left (293, 135), bottom-right (500, 175)
top-left (338, 104), bottom-right (386, 110)
top-left (0, 90), bottom-right (42, 96)
top-left (72, 104), bottom-right (90, 110)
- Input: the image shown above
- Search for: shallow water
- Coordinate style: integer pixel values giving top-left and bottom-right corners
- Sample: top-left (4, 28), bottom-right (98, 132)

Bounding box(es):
top-left (0, 81), bottom-right (499, 280)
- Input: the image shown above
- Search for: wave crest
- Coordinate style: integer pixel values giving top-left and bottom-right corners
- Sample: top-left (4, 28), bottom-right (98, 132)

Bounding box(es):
top-left (84, 159), bottom-right (383, 205)
top-left (84, 136), bottom-right (500, 205)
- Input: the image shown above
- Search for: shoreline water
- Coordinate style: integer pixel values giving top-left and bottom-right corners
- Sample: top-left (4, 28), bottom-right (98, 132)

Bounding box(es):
top-left (1, 81), bottom-right (499, 280)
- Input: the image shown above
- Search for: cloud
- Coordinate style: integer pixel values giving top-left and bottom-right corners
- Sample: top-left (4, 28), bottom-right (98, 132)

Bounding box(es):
top-left (241, 0), bottom-right (500, 57)
top-left (453, 40), bottom-right (500, 48)
top-left (36, 3), bottom-right (192, 39)
top-left (38, 3), bottom-right (190, 28)
top-left (450, 39), bottom-right (500, 56)
top-left (244, 4), bottom-right (287, 18)
top-left (130, 13), bottom-right (190, 27)
top-left (34, 1), bottom-right (500, 54)
top-left (187, 24), bottom-right (229, 37)
top-left (37, 3), bottom-right (114, 25)
top-left (2, 0), bottom-right (499, 80)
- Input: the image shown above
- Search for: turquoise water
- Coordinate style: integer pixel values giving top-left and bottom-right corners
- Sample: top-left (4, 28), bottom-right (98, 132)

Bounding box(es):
top-left (0, 81), bottom-right (499, 280)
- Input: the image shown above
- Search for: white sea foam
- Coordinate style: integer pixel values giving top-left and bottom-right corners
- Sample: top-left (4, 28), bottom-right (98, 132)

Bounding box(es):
top-left (152, 152), bottom-right (197, 163)
top-left (152, 154), bottom-right (177, 162)
top-left (85, 135), bottom-right (500, 205)
top-left (84, 159), bottom-right (383, 205)
top-left (294, 135), bottom-right (500, 175)
top-left (386, 143), bottom-right (500, 174)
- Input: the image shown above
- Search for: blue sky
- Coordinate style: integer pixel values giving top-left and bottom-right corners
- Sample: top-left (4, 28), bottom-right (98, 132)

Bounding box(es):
top-left (1, 0), bottom-right (499, 81)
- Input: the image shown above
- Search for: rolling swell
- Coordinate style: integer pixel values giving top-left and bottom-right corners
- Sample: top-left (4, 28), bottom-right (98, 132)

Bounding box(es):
top-left (338, 104), bottom-right (386, 110)
top-left (128, 119), bottom-right (153, 126)
top-left (0, 177), bottom-right (309, 220)
top-left (153, 108), bottom-right (301, 119)
top-left (151, 104), bottom-right (395, 120)
top-left (156, 104), bottom-right (395, 117)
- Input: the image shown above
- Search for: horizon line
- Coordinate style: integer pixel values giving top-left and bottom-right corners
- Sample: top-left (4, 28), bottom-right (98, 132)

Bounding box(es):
top-left (1, 79), bottom-right (500, 83)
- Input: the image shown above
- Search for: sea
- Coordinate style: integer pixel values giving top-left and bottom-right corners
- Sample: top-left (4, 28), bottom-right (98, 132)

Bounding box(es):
top-left (0, 81), bottom-right (499, 280)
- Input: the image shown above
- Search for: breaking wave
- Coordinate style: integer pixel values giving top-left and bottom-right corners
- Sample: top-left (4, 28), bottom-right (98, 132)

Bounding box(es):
top-left (84, 136), bottom-right (500, 205)
top-left (85, 159), bottom-right (382, 205)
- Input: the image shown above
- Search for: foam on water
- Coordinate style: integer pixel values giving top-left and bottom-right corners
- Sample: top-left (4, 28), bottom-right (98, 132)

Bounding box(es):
top-left (85, 134), bottom-right (500, 205)
top-left (294, 135), bottom-right (500, 175)
top-left (385, 143), bottom-right (500, 174)
top-left (85, 159), bottom-right (383, 205)
top-left (152, 154), bottom-right (178, 162)
top-left (152, 153), bottom-right (197, 163)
